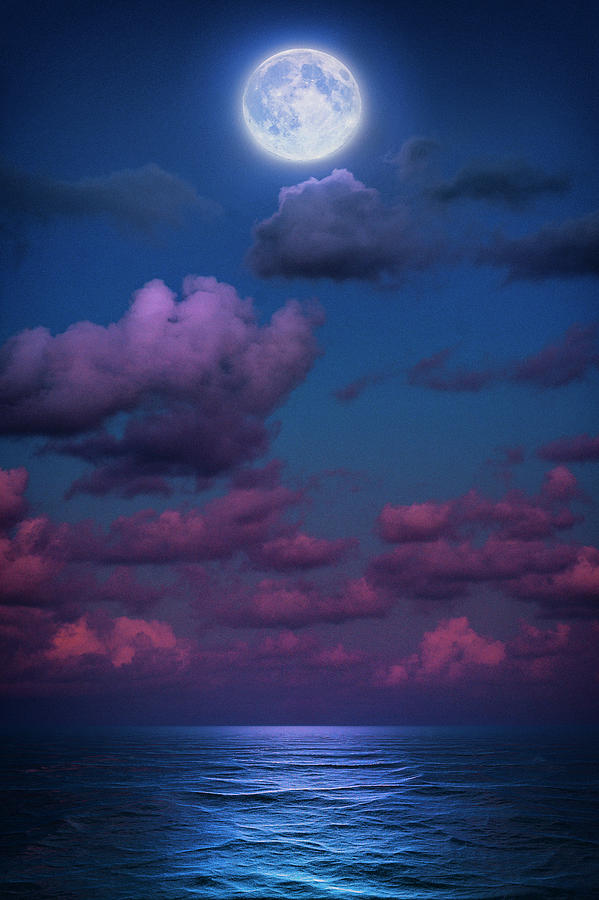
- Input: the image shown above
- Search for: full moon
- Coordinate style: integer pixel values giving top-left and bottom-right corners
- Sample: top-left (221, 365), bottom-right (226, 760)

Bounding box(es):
top-left (242, 49), bottom-right (362, 161)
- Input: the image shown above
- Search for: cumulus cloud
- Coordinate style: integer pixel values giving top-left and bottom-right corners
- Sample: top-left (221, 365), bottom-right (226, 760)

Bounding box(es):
top-left (538, 433), bottom-right (599, 463)
top-left (0, 277), bottom-right (322, 494)
top-left (479, 209), bottom-right (599, 281)
top-left (432, 160), bottom-right (569, 206)
top-left (246, 168), bottom-right (445, 283)
top-left (378, 617), bottom-right (505, 685)
top-left (48, 615), bottom-right (189, 668)
top-left (377, 618), bottom-right (579, 688)
top-left (0, 160), bottom-right (219, 234)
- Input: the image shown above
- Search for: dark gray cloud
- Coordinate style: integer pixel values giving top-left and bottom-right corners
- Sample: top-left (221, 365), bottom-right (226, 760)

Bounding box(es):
top-left (432, 160), bottom-right (569, 207)
top-left (0, 161), bottom-right (220, 233)
top-left (480, 209), bottom-right (599, 280)
top-left (247, 168), bottom-right (445, 283)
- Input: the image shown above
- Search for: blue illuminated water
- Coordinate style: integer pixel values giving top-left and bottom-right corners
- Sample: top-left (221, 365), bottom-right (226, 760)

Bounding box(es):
top-left (2, 726), bottom-right (598, 898)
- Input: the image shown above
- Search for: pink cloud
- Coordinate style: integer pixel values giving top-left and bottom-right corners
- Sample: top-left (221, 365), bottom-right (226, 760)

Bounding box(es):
top-left (0, 516), bottom-right (66, 604)
top-left (48, 615), bottom-right (189, 668)
top-left (250, 533), bottom-right (356, 571)
top-left (377, 618), bottom-right (581, 689)
top-left (510, 546), bottom-right (599, 616)
top-left (369, 469), bottom-right (595, 615)
top-left (378, 500), bottom-right (454, 542)
top-left (222, 576), bottom-right (391, 629)
top-left (0, 467), bottom-right (28, 527)
top-left (378, 617), bottom-right (505, 684)
top-left (376, 472), bottom-right (580, 546)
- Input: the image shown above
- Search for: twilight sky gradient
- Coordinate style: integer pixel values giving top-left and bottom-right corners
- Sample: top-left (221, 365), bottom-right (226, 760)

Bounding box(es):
top-left (1, 0), bottom-right (598, 725)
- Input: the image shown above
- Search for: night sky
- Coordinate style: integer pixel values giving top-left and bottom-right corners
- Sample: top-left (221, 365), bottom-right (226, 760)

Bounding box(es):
top-left (1, 0), bottom-right (598, 725)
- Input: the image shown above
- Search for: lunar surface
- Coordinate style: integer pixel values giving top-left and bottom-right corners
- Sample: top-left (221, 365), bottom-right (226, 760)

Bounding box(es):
top-left (242, 48), bottom-right (361, 161)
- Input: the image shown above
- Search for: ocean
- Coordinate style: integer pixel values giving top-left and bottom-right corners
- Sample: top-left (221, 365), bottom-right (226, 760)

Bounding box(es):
top-left (2, 726), bottom-right (598, 898)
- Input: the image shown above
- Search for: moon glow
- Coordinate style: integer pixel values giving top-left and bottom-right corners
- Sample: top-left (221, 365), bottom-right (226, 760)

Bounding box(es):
top-left (242, 49), bottom-right (362, 161)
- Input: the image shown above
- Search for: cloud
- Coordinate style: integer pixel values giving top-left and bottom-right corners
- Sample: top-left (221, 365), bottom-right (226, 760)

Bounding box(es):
top-left (333, 370), bottom-right (398, 402)
top-left (220, 576), bottom-right (392, 629)
top-left (510, 546), bottom-right (599, 617)
top-left (75, 481), bottom-right (301, 564)
top-left (0, 467), bottom-right (28, 527)
top-left (48, 615), bottom-right (189, 668)
top-left (0, 160), bottom-right (219, 233)
top-left (512, 323), bottom-right (599, 388)
top-left (378, 618), bottom-right (580, 688)
top-left (432, 160), bottom-right (569, 206)
top-left (405, 323), bottom-right (598, 394)
top-left (246, 168), bottom-right (445, 283)
top-left (377, 476), bottom-right (579, 545)
top-left (407, 347), bottom-right (496, 392)
top-left (0, 516), bottom-right (67, 606)
top-left (368, 468), bottom-right (598, 616)
top-left (479, 209), bottom-right (599, 281)
top-left (538, 433), bottom-right (599, 463)
top-left (250, 533), bottom-right (356, 571)
top-left (386, 137), bottom-right (440, 179)
top-left (378, 617), bottom-right (505, 685)
top-left (0, 277), bottom-right (322, 493)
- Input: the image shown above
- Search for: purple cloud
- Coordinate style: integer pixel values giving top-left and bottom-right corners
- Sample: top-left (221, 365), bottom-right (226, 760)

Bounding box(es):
top-left (1, 277), bottom-right (322, 494)
top-left (538, 433), bottom-right (599, 463)
top-left (512, 323), bottom-right (599, 387)
top-left (404, 323), bottom-right (598, 394)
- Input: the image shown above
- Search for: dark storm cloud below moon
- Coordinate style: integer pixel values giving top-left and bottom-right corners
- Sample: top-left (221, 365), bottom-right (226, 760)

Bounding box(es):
top-left (0, 161), bottom-right (221, 233)
top-left (0, 277), bottom-right (322, 495)
top-left (246, 169), bottom-right (447, 283)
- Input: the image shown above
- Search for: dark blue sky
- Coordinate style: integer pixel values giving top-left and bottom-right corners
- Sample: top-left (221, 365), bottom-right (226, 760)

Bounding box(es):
top-left (1, 0), bottom-right (598, 725)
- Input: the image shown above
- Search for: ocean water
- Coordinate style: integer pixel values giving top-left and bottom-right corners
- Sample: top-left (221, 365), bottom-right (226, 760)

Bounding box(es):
top-left (2, 726), bottom-right (598, 899)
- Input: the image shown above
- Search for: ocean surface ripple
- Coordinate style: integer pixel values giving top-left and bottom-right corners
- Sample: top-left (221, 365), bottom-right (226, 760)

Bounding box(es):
top-left (2, 726), bottom-right (598, 898)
